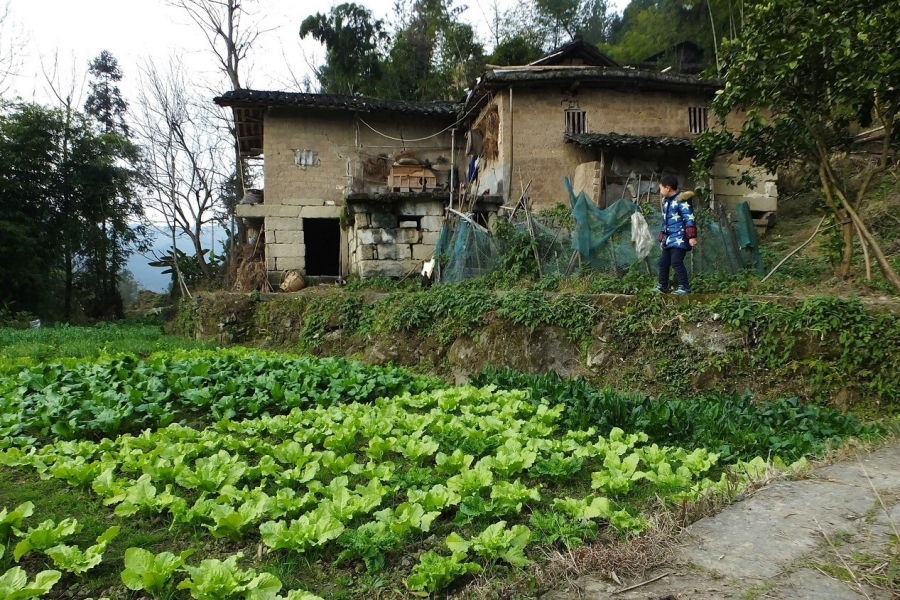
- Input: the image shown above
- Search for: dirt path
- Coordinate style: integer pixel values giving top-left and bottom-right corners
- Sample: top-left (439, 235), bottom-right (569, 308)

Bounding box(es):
top-left (545, 445), bottom-right (900, 600)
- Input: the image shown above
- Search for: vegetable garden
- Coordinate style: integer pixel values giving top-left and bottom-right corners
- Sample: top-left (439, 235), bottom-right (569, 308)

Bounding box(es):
top-left (0, 328), bottom-right (878, 600)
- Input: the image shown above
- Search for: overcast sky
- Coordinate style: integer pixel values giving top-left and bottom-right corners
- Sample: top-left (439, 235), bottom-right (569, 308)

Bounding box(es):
top-left (7, 0), bottom-right (629, 106)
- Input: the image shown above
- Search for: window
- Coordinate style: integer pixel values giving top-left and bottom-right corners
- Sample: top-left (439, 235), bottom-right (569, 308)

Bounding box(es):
top-left (689, 107), bottom-right (709, 134)
top-left (565, 109), bottom-right (587, 135)
top-left (294, 149), bottom-right (319, 167)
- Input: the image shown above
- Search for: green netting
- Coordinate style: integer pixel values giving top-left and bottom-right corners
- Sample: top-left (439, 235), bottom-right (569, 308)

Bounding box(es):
top-left (435, 219), bottom-right (499, 283)
top-left (436, 179), bottom-right (762, 283)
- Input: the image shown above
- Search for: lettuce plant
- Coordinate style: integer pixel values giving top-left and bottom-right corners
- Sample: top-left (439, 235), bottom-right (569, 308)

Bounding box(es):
top-left (45, 526), bottom-right (120, 574)
top-left (177, 553), bottom-right (281, 600)
top-left (121, 547), bottom-right (194, 597)
top-left (13, 518), bottom-right (81, 561)
top-left (0, 503), bottom-right (33, 541)
top-left (406, 551), bottom-right (481, 593)
top-left (0, 567), bottom-right (61, 600)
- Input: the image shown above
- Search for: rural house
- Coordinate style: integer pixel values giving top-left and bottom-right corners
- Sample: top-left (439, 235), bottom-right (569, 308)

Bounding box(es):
top-left (215, 40), bottom-right (776, 285)
top-left (213, 91), bottom-right (487, 282)
top-left (462, 39), bottom-right (776, 217)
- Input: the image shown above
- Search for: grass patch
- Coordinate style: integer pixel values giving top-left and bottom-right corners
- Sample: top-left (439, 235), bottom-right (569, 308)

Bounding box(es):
top-left (0, 321), bottom-right (213, 364)
top-left (0, 466), bottom-right (185, 598)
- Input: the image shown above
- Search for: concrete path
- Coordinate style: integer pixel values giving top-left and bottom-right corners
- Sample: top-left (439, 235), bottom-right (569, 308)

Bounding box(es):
top-left (545, 445), bottom-right (900, 600)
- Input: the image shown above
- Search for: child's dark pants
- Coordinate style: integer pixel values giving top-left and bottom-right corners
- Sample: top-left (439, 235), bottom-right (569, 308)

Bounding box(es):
top-left (658, 247), bottom-right (690, 290)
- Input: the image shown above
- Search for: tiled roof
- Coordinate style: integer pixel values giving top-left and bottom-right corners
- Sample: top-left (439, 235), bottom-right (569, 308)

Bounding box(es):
top-left (214, 90), bottom-right (461, 117)
top-left (565, 132), bottom-right (696, 150)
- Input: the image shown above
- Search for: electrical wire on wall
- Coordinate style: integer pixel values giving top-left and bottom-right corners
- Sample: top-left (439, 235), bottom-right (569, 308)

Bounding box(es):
top-left (356, 95), bottom-right (492, 143)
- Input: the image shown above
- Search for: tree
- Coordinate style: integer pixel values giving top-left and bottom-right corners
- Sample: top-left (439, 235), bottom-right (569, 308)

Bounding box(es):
top-left (300, 0), bottom-right (485, 102)
top-left (167, 0), bottom-right (264, 266)
top-left (83, 51), bottom-right (146, 318)
top-left (0, 104), bottom-right (62, 316)
top-left (86, 51), bottom-right (129, 136)
top-left (487, 34), bottom-right (544, 66)
top-left (0, 102), bottom-right (146, 320)
top-left (165, 0), bottom-right (260, 91)
top-left (135, 60), bottom-right (231, 288)
top-left (695, 0), bottom-right (900, 291)
top-left (604, 0), bottom-right (758, 70)
top-left (300, 3), bottom-right (389, 96)
top-left (380, 0), bottom-right (484, 101)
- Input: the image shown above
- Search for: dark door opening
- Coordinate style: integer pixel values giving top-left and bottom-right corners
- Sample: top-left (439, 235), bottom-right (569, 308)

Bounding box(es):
top-left (304, 218), bottom-right (341, 276)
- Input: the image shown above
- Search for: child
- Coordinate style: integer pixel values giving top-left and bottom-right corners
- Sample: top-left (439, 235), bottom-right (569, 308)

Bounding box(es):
top-left (655, 174), bottom-right (697, 294)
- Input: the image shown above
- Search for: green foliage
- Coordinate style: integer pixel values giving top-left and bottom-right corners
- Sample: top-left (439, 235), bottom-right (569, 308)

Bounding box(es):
top-left (693, 0), bottom-right (900, 284)
top-left (448, 521), bottom-right (531, 567)
top-left (336, 522), bottom-right (400, 573)
top-left (121, 547), bottom-right (194, 597)
top-left (177, 553), bottom-right (282, 600)
top-left (0, 330), bottom-right (880, 600)
top-left (0, 567), bottom-right (61, 600)
top-left (528, 509), bottom-right (597, 548)
top-left (0, 349), bottom-right (441, 446)
top-left (0, 322), bottom-right (211, 363)
top-left (605, 0), bottom-right (748, 68)
top-left (149, 247), bottom-right (221, 288)
top-left (0, 101), bottom-right (147, 321)
top-left (303, 0), bottom-right (484, 102)
top-left (0, 502), bottom-right (33, 541)
top-left (43, 525), bottom-right (119, 574)
top-left (472, 367), bottom-right (875, 462)
top-left (260, 508), bottom-right (345, 554)
top-left (406, 551), bottom-right (481, 593)
top-left (300, 4), bottom-right (389, 97)
top-left (375, 284), bottom-right (495, 343)
top-left (714, 295), bottom-right (900, 401)
top-left (487, 34), bottom-right (544, 66)
top-left (13, 518), bottom-right (82, 561)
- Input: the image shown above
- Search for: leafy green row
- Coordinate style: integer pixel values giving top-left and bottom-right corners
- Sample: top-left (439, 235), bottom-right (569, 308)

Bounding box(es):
top-left (1, 386), bottom-right (784, 595)
top-left (471, 366), bottom-right (875, 462)
top-left (0, 349), bottom-right (442, 446)
top-left (0, 503), bottom-right (322, 600)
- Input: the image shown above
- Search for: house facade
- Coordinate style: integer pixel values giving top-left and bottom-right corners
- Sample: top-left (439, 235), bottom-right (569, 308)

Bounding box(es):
top-left (464, 40), bottom-right (776, 218)
top-left (215, 41), bottom-right (776, 285)
top-left (215, 92), bottom-right (484, 282)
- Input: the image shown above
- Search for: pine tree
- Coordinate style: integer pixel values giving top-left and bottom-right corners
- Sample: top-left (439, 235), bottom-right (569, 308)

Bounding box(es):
top-left (86, 51), bottom-right (129, 136)
top-left (82, 51), bottom-right (145, 318)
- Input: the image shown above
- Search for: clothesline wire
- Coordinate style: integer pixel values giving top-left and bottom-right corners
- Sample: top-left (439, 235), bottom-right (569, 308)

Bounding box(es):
top-left (356, 94), bottom-right (492, 143)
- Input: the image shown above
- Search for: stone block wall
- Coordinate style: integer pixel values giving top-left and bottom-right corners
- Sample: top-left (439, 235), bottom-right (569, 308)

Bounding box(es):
top-left (346, 197), bottom-right (447, 278)
top-left (236, 203), bottom-right (344, 275)
top-left (711, 159), bottom-right (778, 214)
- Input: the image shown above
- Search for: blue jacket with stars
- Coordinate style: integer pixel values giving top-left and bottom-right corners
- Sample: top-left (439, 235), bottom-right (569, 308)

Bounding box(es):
top-left (659, 190), bottom-right (697, 251)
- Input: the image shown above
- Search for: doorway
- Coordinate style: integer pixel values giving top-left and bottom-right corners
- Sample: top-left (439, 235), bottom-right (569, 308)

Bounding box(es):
top-left (303, 218), bottom-right (341, 276)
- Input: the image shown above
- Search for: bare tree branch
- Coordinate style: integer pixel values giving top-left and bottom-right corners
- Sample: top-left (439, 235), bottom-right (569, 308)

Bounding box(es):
top-left (134, 58), bottom-right (231, 281)
top-left (0, 1), bottom-right (25, 96)
top-left (165, 0), bottom-right (271, 90)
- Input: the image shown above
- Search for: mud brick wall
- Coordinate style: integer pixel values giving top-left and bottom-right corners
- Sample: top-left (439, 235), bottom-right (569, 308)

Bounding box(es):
top-left (508, 88), bottom-right (714, 209)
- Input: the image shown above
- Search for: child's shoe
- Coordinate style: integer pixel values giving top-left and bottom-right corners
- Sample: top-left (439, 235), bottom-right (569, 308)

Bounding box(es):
top-left (652, 284), bottom-right (667, 293)
top-left (673, 286), bottom-right (691, 295)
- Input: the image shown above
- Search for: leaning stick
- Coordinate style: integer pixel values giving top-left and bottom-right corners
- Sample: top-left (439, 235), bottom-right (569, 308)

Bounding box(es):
top-left (761, 216), bottom-right (828, 282)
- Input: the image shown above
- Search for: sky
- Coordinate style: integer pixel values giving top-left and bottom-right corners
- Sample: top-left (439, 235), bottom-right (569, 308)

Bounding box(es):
top-left (5, 0), bottom-right (629, 290)
top-left (7, 0), bottom-right (631, 104)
